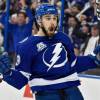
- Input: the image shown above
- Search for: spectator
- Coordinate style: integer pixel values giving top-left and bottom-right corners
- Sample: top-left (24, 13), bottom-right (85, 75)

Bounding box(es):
top-left (64, 1), bottom-right (85, 21)
top-left (64, 16), bottom-right (81, 55)
top-left (64, 16), bottom-right (80, 41)
top-left (82, 23), bottom-right (100, 56)
top-left (81, 23), bottom-right (100, 75)
top-left (77, 24), bottom-right (90, 50)
top-left (9, 10), bottom-right (33, 64)
top-left (0, 0), bottom-right (34, 65)
top-left (83, 0), bottom-right (97, 23)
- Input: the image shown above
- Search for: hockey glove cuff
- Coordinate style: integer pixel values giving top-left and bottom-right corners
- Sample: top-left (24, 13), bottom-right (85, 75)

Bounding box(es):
top-left (89, 45), bottom-right (100, 66)
top-left (0, 53), bottom-right (12, 75)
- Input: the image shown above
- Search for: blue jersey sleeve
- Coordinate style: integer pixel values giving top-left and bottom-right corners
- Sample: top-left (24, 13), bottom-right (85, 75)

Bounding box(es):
top-left (3, 41), bottom-right (33, 89)
top-left (15, 43), bottom-right (33, 73)
top-left (75, 56), bottom-right (97, 73)
top-left (3, 70), bottom-right (28, 89)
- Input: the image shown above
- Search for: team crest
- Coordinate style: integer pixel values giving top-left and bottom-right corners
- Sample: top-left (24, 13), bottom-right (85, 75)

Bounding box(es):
top-left (37, 42), bottom-right (47, 52)
top-left (43, 43), bottom-right (68, 71)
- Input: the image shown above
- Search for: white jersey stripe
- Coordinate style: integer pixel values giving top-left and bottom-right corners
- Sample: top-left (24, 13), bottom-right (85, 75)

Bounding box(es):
top-left (20, 71), bottom-right (31, 80)
top-left (29, 73), bottom-right (79, 87)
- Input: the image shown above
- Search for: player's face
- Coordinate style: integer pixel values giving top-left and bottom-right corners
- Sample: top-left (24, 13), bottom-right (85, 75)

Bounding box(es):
top-left (96, 0), bottom-right (100, 20)
top-left (41, 14), bottom-right (58, 36)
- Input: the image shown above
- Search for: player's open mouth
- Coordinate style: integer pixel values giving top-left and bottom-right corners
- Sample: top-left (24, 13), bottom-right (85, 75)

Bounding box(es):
top-left (49, 27), bottom-right (55, 32)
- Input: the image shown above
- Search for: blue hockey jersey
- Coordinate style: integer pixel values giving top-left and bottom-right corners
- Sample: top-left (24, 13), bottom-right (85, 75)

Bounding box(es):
top-left (3, 32), bottom-right (97, 92)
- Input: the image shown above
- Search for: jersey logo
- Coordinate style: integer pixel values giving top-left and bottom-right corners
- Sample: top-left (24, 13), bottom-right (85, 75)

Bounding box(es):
top-left (43, 43), bottom-right (68, 71)
top-left (37, 42), bottom-right (47, 52)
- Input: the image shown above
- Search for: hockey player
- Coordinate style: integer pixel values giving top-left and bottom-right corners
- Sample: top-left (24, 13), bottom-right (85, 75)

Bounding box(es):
top-left (0, 3), bottom-right (100, 100)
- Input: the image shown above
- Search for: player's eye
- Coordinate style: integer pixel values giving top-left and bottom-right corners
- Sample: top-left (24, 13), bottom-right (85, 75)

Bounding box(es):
top-left (53, 17), bottom-right (57, 21)
top-left (46, 17), bottom-right (51, 20)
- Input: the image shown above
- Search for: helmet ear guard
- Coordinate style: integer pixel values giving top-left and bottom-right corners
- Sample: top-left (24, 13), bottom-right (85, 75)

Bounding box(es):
top-left (96, 0), bottom-right (100, 21)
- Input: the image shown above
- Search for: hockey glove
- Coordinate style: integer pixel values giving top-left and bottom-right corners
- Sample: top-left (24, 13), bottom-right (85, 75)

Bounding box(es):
top-left (89, 45), bottom-right (100, 66)
top-left (0, 53), bottom-right (12, 75)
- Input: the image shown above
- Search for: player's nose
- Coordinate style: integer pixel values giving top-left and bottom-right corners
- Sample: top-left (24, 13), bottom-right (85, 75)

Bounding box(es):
top-left (50, 19), bottom-right (55, 26)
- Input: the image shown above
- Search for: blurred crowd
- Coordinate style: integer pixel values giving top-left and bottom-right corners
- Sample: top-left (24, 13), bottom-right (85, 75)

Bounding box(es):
top-left (0, 0), bottom-right (100, 75)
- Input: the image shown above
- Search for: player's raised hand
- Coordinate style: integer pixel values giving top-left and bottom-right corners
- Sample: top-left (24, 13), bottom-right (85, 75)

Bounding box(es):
top-left (0, 52), bottom-right (12, 75)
